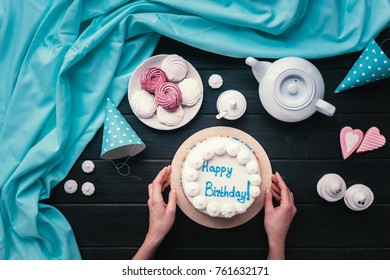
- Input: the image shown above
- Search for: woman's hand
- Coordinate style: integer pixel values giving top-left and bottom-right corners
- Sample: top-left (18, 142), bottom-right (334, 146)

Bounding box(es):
top-left (264, 172), bottom-right (297, 260)
top-left (132, 166), bottom-right (177, 259)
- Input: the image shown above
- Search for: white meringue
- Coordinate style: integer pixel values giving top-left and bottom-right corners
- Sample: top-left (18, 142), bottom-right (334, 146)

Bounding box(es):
top-left (178, 78), bottom-right (201, 106)
top-left (189, 153), bottom-right (204, 169)
top-left (250, 186), bottom-right (261, 198)
top-left (161, 54), bottom-right (188, 82)
top-left (206, 202), bottom-right (220, 217)
top-left (81, 160), bottom-right (95, 173)
top-left (201, 146), bottom-right (215, 161)
top-left (235, 204), bottom-right (247, 214)
top-left (184, 182), bottom-right (200, 197)
top-left (221, 203), bottom-right (237, 218)
top-left (226, 142), bottom-right (240, 157)
top-left (214, 141), bottom-right (226, 155)
top-left (184, 167), bottom-right (199, 182)
top-left (246, 161), bottom-right (259, 174)
top-left (208, 74), bottom-right (223, 89)
top-left (81, 182), bottom-right (95, 196)
top-left (237, 150), bottom-right (251, 165)
top-left (131, 90), bottom-right (158, 119)
top-left (249, 174), bottom-right (261, 186)
top-left (64, 179), bottom-right (78, 194)
top-left (193, 195), bottom-right (207, 210)
top-left (156, 105), bottom-right (184, 126)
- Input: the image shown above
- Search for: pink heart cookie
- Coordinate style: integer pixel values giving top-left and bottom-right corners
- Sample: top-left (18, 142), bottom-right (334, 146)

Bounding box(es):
top-left (340, 126), bottom-right (364, 160)
top-left (357, 126), bottom-right (386, 153)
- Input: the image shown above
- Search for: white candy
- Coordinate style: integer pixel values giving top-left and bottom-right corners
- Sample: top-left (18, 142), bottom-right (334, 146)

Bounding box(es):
top-left (64, 179), bottom-right (78, 194)
top-left (81, 160), bottom-right (95, 174)
top-left (131, 90), bottom-right (158, 119)
top-left (250, 186), bottom-right (261, 198)
top-left (81, 182), bottom-right (95, 196)
top-left (249, 174), bottom-right (261, 186)
top-left (193, 195), bottom-right (207, 210)
top-left (184, 167), bottom-right (199, 182)
top-left (206, 202), bottom-right (220, 217)
top-left (178, 78), bottom-right (201, 106)
top-left (156, 106), bottom-right (184, 126)
top-left (246, 161), bottom-right (259, 174)
top-left (208, 74), bottom-right (223, 89)
top-left (189, 153), bottom-right (204, 169)
top-left (184, 182), bottom-right (200, 197)
top-left (161, 54), bottom-right (188, 82)
top-left (237, 150), bottom-right (251, 165)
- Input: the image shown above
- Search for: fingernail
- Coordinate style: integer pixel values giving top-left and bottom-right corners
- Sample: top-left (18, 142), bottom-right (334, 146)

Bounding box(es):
top-left (265, 187), bottom-right (270, 193)
top-left (172, 188), bottom-right (176, 194)
top-left (275, 171), bottom-right (280, 176)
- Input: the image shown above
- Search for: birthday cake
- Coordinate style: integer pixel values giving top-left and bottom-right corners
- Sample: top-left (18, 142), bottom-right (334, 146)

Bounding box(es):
top-left (181, 136), bottom-right (261, 218)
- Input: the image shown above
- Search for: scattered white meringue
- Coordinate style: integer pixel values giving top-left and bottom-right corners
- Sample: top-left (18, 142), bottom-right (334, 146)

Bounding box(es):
top-left (64, 179), bottom-right (78, 194)
top-left (81, 182), bottom-right (95, 196)
top-left (82, 160), bottom-right (95, 174)
top-left (208, 74), bottom-right (223, 89)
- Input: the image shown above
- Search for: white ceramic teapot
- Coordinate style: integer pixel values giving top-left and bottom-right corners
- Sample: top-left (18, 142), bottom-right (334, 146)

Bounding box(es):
top-left (246, 57), bottom-right (336, 122)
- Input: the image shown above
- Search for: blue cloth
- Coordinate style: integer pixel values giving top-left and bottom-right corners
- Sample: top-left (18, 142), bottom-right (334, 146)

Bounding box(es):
top-left (0, 0), bottom-right (389, 259)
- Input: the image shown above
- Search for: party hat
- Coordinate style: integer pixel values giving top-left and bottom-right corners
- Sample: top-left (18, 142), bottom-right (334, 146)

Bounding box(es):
top-left (101, 98), bottom-right (145, 174)
top-left (334, 39), bottom-right (390, 93)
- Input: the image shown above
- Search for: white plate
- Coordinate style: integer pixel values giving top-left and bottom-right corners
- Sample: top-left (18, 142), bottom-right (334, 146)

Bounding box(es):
top-left (128, 54), bottom-right (203, 130)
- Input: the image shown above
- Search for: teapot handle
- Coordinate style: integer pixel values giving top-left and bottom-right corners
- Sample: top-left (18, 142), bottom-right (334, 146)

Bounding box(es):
top-left (316, 99), bottom-right (336, 117)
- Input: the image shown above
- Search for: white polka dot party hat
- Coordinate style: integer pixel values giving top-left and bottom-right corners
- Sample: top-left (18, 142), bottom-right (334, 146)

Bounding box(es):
top-left (334, 39), bottom-right (390, 93)
top-left (101, 98), bottom-right (145, 160)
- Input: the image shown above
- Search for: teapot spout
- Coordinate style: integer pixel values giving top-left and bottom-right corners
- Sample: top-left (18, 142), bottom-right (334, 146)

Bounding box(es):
top-left (245, 57), bottom-right (271, 84)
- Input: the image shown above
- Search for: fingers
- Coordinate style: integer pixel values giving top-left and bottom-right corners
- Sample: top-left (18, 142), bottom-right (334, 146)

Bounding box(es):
top-left (162, 166), bottom-right (172, 191)
top-left (166, 187), bottom-right (177, 214)
top-left (151, 166), bottom-right (170, 202)
top-left (274, 172), bottom-right (291, 206)
top-left (264, 187), bottom-right (274, 213)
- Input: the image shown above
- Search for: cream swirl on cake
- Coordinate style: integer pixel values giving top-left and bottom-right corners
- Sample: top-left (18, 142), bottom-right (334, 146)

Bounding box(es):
top-left (155, 82), bottom-right (183, 112)
top-left (131, 90), bottom-right (158, 118)
top-left (140, 67), bottom-right (166, 93)
top-left (156, 106), bottom-right (184, 126)
top-left (161, 54), bottom-right (188, 82)
top-left (181, 136), bottom-right (261, 218)
top-left (178, 78), bottom-right (201, 106)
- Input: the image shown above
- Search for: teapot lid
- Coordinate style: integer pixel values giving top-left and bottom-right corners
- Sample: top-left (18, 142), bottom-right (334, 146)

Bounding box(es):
top-left (216, 90), bottom-right (247, 120)
top-left (274, 69), bottom-right (315, 110)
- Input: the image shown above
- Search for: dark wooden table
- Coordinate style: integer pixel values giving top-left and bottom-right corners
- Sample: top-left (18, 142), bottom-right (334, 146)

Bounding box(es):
top-left (46, 30), bottom-right (390, 260)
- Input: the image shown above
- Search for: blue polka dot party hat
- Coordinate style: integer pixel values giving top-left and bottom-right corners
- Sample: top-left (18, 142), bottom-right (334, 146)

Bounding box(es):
top-left (101, 98), bottom-right (145, 160)
top-left (334, 39), bottom-right (390, 93)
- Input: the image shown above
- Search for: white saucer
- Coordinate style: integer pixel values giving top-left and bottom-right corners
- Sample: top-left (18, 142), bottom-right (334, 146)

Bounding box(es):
top-left (128, 54), bottom-right (203, 130)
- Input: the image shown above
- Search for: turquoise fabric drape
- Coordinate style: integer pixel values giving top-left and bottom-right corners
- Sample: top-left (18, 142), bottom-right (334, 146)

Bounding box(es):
top-left (0, 0), bottom-right (389, 259)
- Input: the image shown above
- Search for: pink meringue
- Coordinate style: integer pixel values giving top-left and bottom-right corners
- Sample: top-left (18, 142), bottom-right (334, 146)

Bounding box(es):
top-left (155, 82), bottom-right (183, 112)
top-left (140, 67), bottom-right (166, 93)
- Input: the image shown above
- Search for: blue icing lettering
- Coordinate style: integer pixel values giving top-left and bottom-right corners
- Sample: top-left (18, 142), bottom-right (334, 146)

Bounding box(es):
top-left (201, 161), bottom-right (233, 178)
top-left (204, 180), bottom-right (250, 204)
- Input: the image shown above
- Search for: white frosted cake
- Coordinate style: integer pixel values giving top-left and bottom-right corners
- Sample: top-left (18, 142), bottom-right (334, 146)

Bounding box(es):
top-left (181, 136), bottom-right (261, 218)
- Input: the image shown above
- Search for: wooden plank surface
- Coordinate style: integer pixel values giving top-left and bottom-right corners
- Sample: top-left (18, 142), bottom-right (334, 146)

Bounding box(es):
top-left (48, 32), bottom-right (390, 260)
